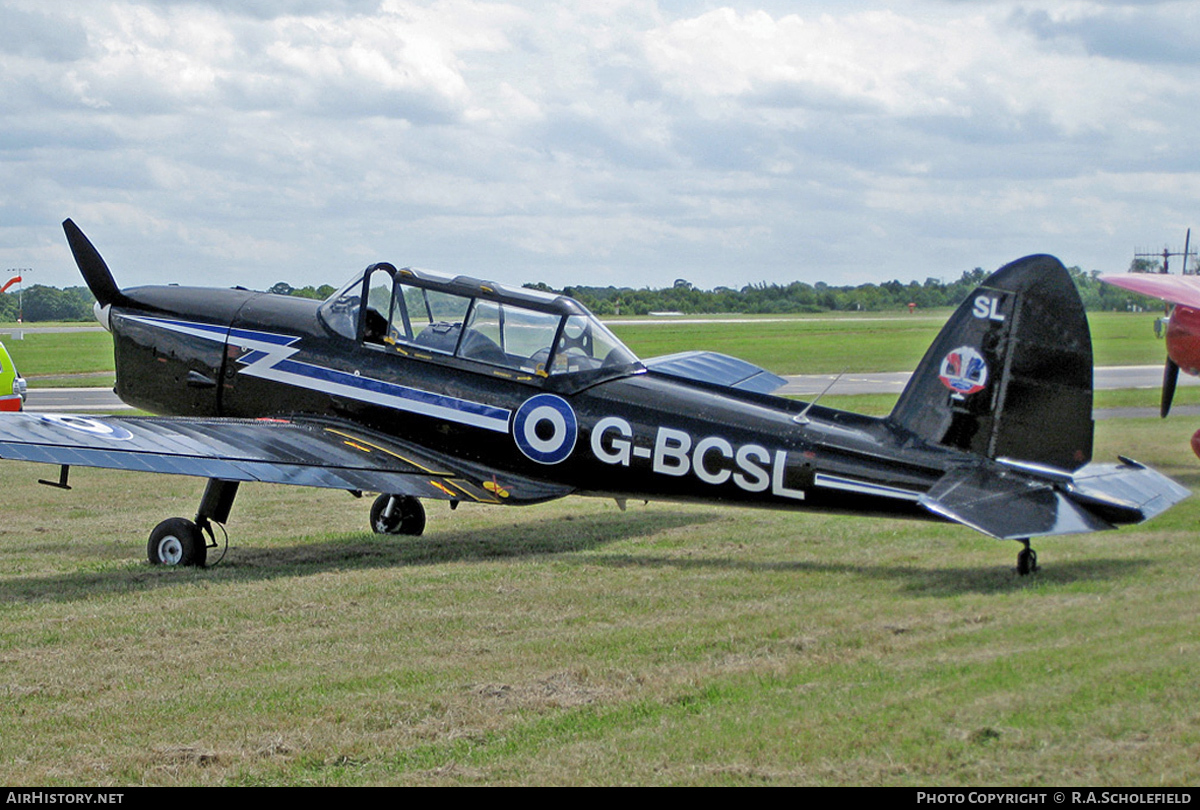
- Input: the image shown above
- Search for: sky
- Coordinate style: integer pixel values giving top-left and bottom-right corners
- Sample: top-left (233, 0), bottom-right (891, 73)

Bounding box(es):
top-left (2, 0), bottom-right (1199, 293)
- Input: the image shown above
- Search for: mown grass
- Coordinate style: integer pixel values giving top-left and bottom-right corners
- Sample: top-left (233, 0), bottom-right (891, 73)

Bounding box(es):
top-left (0, 311), bottom-right (1171, 386)
top-left (612, 311), bottom-right (1167, 374)
top-left (2, 330), bottom-right (114, 386)
top-left (611, 313), bottom-right (951, 374)
top-left (819, 386), bottom-right (1200, 418)
top-left (0, 416), bottom-right (1196, 785)
top-left (0, 310), bottom-right (1192, 785)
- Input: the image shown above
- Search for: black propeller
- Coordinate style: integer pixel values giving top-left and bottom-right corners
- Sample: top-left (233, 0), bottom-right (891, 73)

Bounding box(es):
top-left (1162, 355), bottom-right (1180, 418)
top-left (62, 218), bottom-right (133, 309)
top-left (1158, 228), bottom-right (1190, 418)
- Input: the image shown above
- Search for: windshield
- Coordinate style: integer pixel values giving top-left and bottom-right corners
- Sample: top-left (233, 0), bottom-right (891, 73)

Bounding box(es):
top-left (319, 266), bottom-right (642, 380)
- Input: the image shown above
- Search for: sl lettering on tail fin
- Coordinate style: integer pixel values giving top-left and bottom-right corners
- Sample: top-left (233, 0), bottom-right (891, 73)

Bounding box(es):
top-left (888, 254), bottom-right (1093, 472)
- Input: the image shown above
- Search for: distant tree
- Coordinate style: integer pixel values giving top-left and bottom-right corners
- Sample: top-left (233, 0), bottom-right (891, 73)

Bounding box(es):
top-left (0, 294), bottom-right (18, 322)
top-left (292, 285), bottom-right (337, 300)
top-left (20, 285), bottom-right (95, 321)
top-left (1129, 258), bottom-right (1161, 274)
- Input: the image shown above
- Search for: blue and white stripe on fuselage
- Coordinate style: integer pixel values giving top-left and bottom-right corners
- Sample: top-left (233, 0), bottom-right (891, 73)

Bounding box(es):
top-left (122, 315), bottom-right (513, 433)
top-left (813, 472), bottom-right (922, 501)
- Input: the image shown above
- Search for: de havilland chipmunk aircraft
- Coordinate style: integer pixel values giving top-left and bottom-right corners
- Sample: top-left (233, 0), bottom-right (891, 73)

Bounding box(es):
top-left (0, 220), bottom-right (1187, 574)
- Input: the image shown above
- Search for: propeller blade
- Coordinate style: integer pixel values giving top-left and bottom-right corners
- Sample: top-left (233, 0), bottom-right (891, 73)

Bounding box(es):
top-left (62, 219), bottom-right (132, 308)
top-left (1162, 356), bottom-right (1180, 418)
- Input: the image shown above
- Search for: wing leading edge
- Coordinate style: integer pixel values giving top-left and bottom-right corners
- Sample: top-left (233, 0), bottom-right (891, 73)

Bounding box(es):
top-left (0, 413), bottom-right (572, 505)
top-left (1098, 273), bottom-right (1200, 309)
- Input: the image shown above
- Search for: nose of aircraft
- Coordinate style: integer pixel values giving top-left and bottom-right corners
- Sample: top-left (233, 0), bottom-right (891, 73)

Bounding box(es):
top-left (93, 301), bottom-right (111, 332)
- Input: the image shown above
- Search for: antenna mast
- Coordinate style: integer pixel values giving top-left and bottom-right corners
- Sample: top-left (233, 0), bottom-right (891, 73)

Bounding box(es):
top-left (1134, 228), bottom-right (1195, 274)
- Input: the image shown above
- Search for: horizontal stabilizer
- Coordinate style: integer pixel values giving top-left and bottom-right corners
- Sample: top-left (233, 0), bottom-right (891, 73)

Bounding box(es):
top-left (920, 465), bottom-right (1113, 540)
top-left (921, 459), bottom-right (1190, 539)
top-left (1065, 458), bottom-right (1190, 525)
top-left (644, 351), bottom-right (787, 394)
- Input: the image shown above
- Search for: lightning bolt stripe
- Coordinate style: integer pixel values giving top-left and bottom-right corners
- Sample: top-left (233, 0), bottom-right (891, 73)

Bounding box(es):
top-left (125, 316), bottom-right (231, 342)
top-left (124, 315), bottom-right (513, 433)
top-left (228, 326), bottom-right (297, 346)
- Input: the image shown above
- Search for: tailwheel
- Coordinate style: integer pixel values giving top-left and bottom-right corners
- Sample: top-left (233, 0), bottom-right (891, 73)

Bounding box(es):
top-left (370, 494), bottom-right (426, 536)
top-left (1016, 539), bottom-right (1038, 576)
top-left (148, 517), bottom-right (208, 567)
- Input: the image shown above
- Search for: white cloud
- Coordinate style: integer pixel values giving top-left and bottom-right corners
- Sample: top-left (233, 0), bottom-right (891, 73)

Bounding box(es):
top-left (1, 0), bottom-right (1198, 293)
top-left (646, 8), bottom-right (969, 116)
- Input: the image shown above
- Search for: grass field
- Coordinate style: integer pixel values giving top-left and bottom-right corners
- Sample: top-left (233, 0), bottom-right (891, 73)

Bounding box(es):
top-left (610, 310), bottom-right (1169, 374)
top-left (0, 310), bottom-right (1172, 385)
top-left (1, 330), bottom-right (114, 387)
top-left (0, 309), bottom-right (1195, 785)
top-left (821, 386), bottom-right (1200, 418)
top-left (0, 417), bottom-right (1196, 786)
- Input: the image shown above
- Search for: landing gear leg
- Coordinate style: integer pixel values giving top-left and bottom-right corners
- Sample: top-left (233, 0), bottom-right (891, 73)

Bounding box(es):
top-left (370, 494), bottom-right (425, 536)
top-left (194, 478), bottom-right (239, 546)
top-left (1016, 538), bottom-right (1038, 576)
top-left (146, 478), bottom-right (240, 567)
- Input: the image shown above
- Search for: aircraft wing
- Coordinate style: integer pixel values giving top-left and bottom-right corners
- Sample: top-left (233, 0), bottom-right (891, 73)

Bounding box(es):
top-left (644, 351), bottom-right (788, 394)
top-left (1098, 274), bottom-right (1200, 309)
top-left (0, 413), bottom-right (572, 505)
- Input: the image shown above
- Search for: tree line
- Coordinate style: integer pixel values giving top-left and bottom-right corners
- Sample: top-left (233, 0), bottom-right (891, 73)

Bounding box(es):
top-left (529, 266), bottom-right (1140, 316)
top-left (0, 286), bottom-right (97, 322)
top-left (0, 266), bottom-right (1154, 322)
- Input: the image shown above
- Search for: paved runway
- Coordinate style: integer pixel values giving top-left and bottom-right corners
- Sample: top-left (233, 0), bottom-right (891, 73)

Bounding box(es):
top-left (25, 387), bottom-right (131, 411)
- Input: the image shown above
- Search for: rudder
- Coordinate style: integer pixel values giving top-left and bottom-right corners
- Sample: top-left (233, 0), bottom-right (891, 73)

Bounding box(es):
top-left (888, 255), bottom-right (1093, 471)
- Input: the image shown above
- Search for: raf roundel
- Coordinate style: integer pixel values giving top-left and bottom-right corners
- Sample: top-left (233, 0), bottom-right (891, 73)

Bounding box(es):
top-left (512, 394), bottom-right (578, 464)
top-left (39, 414), bottom-right (134, 441)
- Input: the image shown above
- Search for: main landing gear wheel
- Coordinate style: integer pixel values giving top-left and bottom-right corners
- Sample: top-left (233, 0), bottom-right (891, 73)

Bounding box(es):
top-left (148, 518), bottom-right (208, 567)
top-left (1016, 539), bottom-right (1038, 576)
top-left (371, 494), bottom-right (426, 536)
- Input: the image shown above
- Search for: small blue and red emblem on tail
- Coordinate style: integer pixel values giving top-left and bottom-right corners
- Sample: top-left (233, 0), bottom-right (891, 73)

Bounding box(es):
top-left (938, 346), bottom-right (988, 395)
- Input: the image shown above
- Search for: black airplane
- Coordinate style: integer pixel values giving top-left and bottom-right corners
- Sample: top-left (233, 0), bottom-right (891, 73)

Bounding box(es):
top-left (0, 220), bottom-right (1187, 574)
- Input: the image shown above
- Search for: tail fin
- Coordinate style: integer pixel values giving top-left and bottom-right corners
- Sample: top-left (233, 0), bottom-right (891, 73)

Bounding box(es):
top-left (888, 255), bottom-right (1093, 471)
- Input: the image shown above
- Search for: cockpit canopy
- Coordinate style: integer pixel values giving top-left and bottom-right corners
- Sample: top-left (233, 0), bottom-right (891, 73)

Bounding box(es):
top-left (319, 263), bottom-right (642, 384)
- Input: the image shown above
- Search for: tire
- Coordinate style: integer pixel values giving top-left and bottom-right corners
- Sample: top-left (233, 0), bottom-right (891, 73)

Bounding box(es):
top-left (148, 518), bottom-right (207, 567)
top-left (370, 494), bottom-right (426, 536)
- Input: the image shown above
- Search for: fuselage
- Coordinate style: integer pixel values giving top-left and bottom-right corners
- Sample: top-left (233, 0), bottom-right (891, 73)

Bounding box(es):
top-left (101, 276), bottom-right (963, 522)
top-left (1166, 304), bottom-right (1200, 377)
